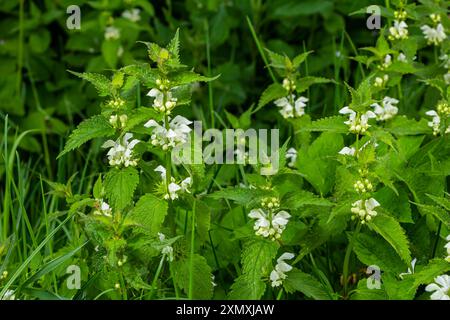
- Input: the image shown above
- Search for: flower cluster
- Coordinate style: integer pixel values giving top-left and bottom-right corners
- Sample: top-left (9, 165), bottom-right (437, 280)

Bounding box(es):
top-left (389, 19), bottom-right (408, 41)
top-left (339, 107), bottom-right (376, 134)
top-left (426, 275), bottom-right (450, 300)
top-left (158, 232), bottom-right (174, 262)
top-left (154, 165), bottom-right (191, 200)
top-left (148, 86), bottom-right (178, 114)
top-left (270, 253), bottom-right (294, 287)
top-left (439, 54), bottom-right (450, 85)
top-left (109, 114), bottom-right (128, 128)
top-left (350, 198), bottom-right (380, 223)
top-left (353, 178), bottom-right (374, 194)
top-left (374, 74), bottom-right (389, 88)
top-left (285, 148), bottom-right (297, 168)
top-left (105, 26), bottom-right (120, 40)
top-left (1, 289), bottom-right (15, 300)
top-left (274, 95), bottom-right (308, 119)
top-left (371, 96), bottom-right (399, 121)
top-left (445, 235), bottom-right (450, 262)
top-left (248, 198), bottom-right (290, 240)
top-left (93, 199), bottom-right (112, 217)
top-left (145, 116), bottom-right (192, 150)
top-left (107, 97), bottom-right (125, 109)
top-left (122, 8), bottom-right (141, 22)
top-left (378, 55), bottom-right (392, 70)
top-left (421, 14), bottom-right (447, 46)
top-left (426, 101), bottom-right (450, 136)
top-left (102, 133), bottom-right (140, 167)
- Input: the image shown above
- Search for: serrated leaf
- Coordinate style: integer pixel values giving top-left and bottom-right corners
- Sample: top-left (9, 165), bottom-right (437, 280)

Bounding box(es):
top-left (295, 76), bottom-right (334, 94)
top-left (369, 214), bottom-right (411, 264)
top-left (126, 193), bottom-right (168, 235)
top-left (170, 71), bottom-right (219, 87)
top-left (68, 71), bottom-right (112, 96)
top-left (58, 115), bottom-right (115, 158)
top-left (104, 167), bottom-right (139, 211)
top-left (255, 83), bottom-right (287, 112)
top-left (209, 187), bottom-right (273, 206)
top-left (292, 51), bottom-right (313, 68)
top-left (385, 116), bottom-right (430, 136)
top-left (173, 254), bottom-right (213, 299)
top-left (283, 190), bottom-right (333, 210)
top-left (295, 116), bottom-right (348, 133)
top-left (283, 269), bottom-right (330, 299)
top-left (228, 239), bottom-right (279, 299)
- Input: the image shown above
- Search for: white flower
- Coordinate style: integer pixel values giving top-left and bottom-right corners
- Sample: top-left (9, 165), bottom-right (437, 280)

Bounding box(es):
top-left (389, 20), bottom-right (408, 40)
top-left (371, 96), bottom-right (399, 121)
top-left (154, 166), bottom-right (191, 200)
top-left (380, 54), bottom-right (392, 69)
top-left (285, 148), bottom-right (297, 168)
top-left (1, 289), bottom-right (15, 300)
top-left (374, 74), bottom-right (389, 87)
top-left (439, 54), bottom-right (450, 69)
top-left (425, 110), bottom-right (441, 135)
top-left (270, 253), bottom-right (295, 287)
top-left (426, 275), bottom-right (450, 300)
top-left (444, 73), bottom-right (450, 85)
top-left (350, 198), bottom-right (380, 223)
top-left (274, 95), bottom-right (308, 118)
top-left (339, 107), bottom-right (376, 134)
top-left (397, 52), bottom-right (407, 63)
top-left (147, 88), bottom-right (178, 113)
top-left (248, 209), bottom-right (290, 240)
top-left (399, 258), bottom-right (417, 279)
top-left (104, 26), bottom-right (120, 40)
top-left (122, 8), bottom-right (141, 22)
top-left (338, 146), bottom-right (356, 156)
top-left (102, 133), bottom-right (140, 167)
top-left (445, 235), bottom-right (450, 262)
top-left (145, 115), bottom-right (192, 150)
top-left (94, 199), bottom-right (112, 217)
top-left (158, 232), bottom-right (174, 262)
top-left (421, 24), bottom-right (447, 45)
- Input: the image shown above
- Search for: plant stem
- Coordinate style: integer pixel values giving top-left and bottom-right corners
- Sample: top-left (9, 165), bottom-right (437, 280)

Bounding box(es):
top-left (204, 19), bottom-right (214, 129)
top-left (343, 222), bottom-right (362, 298)
top-left (150, 254), bottom-right (166, 299)
top-left (188, 201), bottom-right (196, 299)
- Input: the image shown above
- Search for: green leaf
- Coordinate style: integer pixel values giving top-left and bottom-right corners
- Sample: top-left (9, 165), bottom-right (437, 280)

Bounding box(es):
top-left (369, 214), bottom-right (411, 265)
top-left (284, 269), bottom-right (331, 299)
top-left (374, 187), bottom-right (413, 223)
top-left (173, 254), bottom-right (213, 299)
top-left (104, 167), bottom-right (139, 211)
top-left (68, 71), bottom-right (112, 96)
top-left (353, 232), bottom-right (405, 274)
top-left (194, 200), bottom-right (211, 244)
top-left (385, 116), bottom-right (430, 136)
top-left (255, 83), bottom-right (287, 113)
top-left (283, 190), bottom-right (333, 210)
top-left (209, 187), bottom-right (273, 206)
top-left (295, 116), bottom-right (348, 133)
top-left (295, 76), bottom-right (334, 94)
top-left (292, 51), bottom-right (313, 68)
top-left (229, 239), bottom-right (279, 299)
top-left (126, 193), bottom-right (168, 235)
top-left (170, 71), bottom-right (219, 87)
top-left (58, 115), bottom-right (115, 158)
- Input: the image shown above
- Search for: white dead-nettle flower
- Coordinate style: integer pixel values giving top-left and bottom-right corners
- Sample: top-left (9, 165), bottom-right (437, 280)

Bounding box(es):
top-left (380, 54), bottom-right (392, 70)
top-left (104, 26), bottom-right (120, 40)
top-left (274, 95), bottom-right (308, 119)
top-left (397, 52), bottom-right (407, 63)
top-left (145, 115), bottom-right (192, 150)
top-left (426, 275), bottom-right (450, 300)
top-left (350, 198), bottom-right (380, 223)
top-left (421, 23), bottom-right (447, 46)
top-left (102, 133), bottom-right (140, 167)
top-left (399, 258), bottom-right (417, 279)
top-left (282, 78), bottom-right (296, 91)
top-left (426, 110), bottom-right (441, 135)
top-left (248, 208), bottom-right (291, 241)
top-left (444, 73), bottom-right (450, 85)
top-left (371, 96), bottom-right (399, 121)
top-left (338, 146), bottom-right (356, 156)
top-left (94, 199), bottom-right (112, 217)
top-left (270, 253), bottom-right (295, 287)
top-left (154, 165), bottom-right (191, 200)
top-left (439, 54), bottom-right (450, 69)
top-left (445, 235), bottom-right (450, 262)
top-left (109, 114), bottom-right (128, 128)
top-left (147, 88), bottom-right (178, 114)
top-left (339, 106), bottom-right (376, 134)
top-left (158, 232), bottom-right (174, 262)
top-left (389, 20), bottom-right (409, 40)
top-left (122, 8), bottom-right (141, 22)
top-left (374, 74), bottom-right (389, 87)
top-left (285, 148), bottom-right (297, 168)
top-left (1, 289), bottom-right (15, 300)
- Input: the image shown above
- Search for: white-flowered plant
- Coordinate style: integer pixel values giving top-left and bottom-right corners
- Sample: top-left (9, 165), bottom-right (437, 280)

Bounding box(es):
top-left (350, 198), bottom-right (380, 223)
top-left (389, 20), bottom-right (409, 40)
top-left (154, 165), bottom-right (191, 200)
top-left (122, 8), bottom-right (141, 22)
top-left (374, 74), bottom-right (389, 87)
top-left (145, 115), bottom-right (192, 150)
top-left (102, 133), bottom-right (140, 167)
top-left (147, 87), bottom-right (178, 114)
top-left (270, 252), bottom-right (294, 287)
top-left (1, 289), bottom-right (15, 300)
top-left (93, 199), bottom-right (112, 217)
top-left (274, 95), bottom-right (308, 119)
top-left (371, 96), bottom-right (399, 121)
top-left (338, 146), bottom-right (356, 156)
top-left (425, 275), bottom-right (450, 300)
top-left (248, 198), bottom-right (290, 240)
top-left (421, 14), bottom-right (447, 46)
top-left (445, 235), bottom-right (450, 262)
top-left (339, 106), bottom-right (376, 134)
top-left (426, 102), bottom-right (450, 136)
top-left (158, 232), bottom-right (174, 262)
top-left (104, 26), bottom-right (120, 40)
top-left (285, 148), bottom-right (297, 168)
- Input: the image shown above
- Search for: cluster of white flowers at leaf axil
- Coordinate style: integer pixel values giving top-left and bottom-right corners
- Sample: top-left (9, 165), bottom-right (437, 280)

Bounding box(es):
top-left (248, 197), bottom-right (290, 240)
top-left (274, 78), bottom-right (308, 119)
top-left (350, 198), bottom-right (380, 224)
top-left (102, 133), bottom-right (140, 167)
top-left (270, 252), bottom-right (294, 287)
top-left (93, 199), bottom-right (112, 217)
top-left (389, 9), bottom-right (408, 41)
top-left (421, 14), bottom-right (447, 46)
top-left (445, 235), bottom-right (450, 262)
top-left (339, 106), bottom-right (376, 134)
top-left (426, 275), bottom-right (450, 300)
top-left (122, 8), bottom-right (141, 22)
top-left (426, 101), bottom-right (450, 136)
top-left (154, 165), bottom-right (191, 200)
top-left (158, 232), bottom-right (174, 262)
top-left (371, 96), bottom-right (399, 121)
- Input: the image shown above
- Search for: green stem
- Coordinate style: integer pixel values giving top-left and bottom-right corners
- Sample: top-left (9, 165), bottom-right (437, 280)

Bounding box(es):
top-left (150, 254), bottom-right (166, 299)
top-left (431, 221), bottom-right (442, 259)
top-left (204, 19), bottom-right (214, 129)
top-left (343, 222), bottom-right (362, 298)
top-left (276, 288), bottom-right (284, 300)
top-left (188, 201), bottom-right (196, 299)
